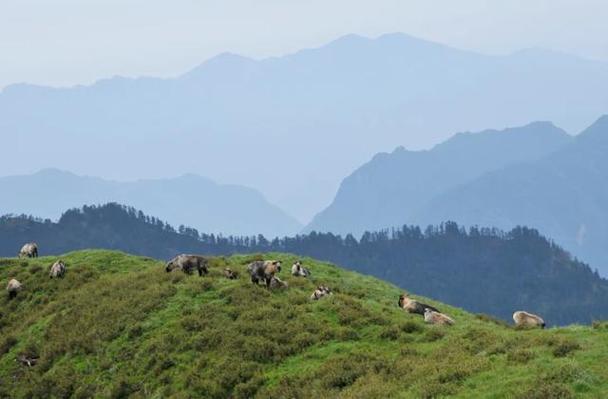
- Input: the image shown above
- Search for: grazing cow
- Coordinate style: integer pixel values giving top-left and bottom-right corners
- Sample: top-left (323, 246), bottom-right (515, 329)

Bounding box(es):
top-left (513, 311), bottom-right (546, 329)
top-left (424, 308), bottom-right (455, 326)
top-left (247, 260), bottom-right (282, 288)
top-left (398, 293), bottom-right (440, 316)
top-left (269, 276), bottom-right (288, 290)
top-left (165, 255), bottom-right (209, 276)
top-left (291, 261), bottom-right (311, 277)
top-left (310, 285), bottom-right (332, 300)
top-left (223, 268), bottom-right (239, 280)
top-left (49, 260), bottom-right (66, 279)
top-left (6, 279), bottom-right (22, 299)
top-left (19, 243), bottom-right (38, 258)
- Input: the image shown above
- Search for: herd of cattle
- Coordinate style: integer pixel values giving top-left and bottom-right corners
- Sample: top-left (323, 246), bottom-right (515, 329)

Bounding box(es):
top-left (5, 243), bottom-right (546, 329)
top-left (163, 254), bottom-right (324, 299)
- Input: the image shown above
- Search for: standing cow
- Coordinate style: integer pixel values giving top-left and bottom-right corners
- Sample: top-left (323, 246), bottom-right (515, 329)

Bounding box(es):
top-left (165, 255), bottom-right (209, 276)
top-left (513, 311), bottom-right (545, 329)
top-left (247, 260), bottom-right (282, 288)
top-left (49, 260), bottom-right (66, 278)
top-left (19, 243), bottom-right (38, 258)
top-left (7, 279), bottom-right (22, 299)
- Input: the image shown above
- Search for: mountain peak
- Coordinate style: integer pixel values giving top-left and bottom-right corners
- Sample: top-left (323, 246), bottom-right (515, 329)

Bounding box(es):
top-left (33, 168), bottom-right (78, 178)
top-left (181, 52), bottom-right (257, 80)
top-left (578, 114), bottom-right (608, 142)
top-left (325, 33), bottom-right (369, 46)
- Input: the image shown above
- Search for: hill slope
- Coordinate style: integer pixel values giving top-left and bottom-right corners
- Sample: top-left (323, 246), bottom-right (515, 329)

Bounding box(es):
top-left (0, 169), bottom-right (301, 237)
top-left (1, 250), bottom-right (607, 398)
top-left (414, 115), bottom-right (608, 275)
top-left (306, 121), bottom-right (571, 235)
top-left (3, 33), bottom-right (608, 220)
top-left (2, 203), bottom-right (607, 326)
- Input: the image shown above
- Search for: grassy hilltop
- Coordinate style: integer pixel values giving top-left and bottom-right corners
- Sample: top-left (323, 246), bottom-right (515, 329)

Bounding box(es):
top-left (0, 251), bottom-right (607, 398)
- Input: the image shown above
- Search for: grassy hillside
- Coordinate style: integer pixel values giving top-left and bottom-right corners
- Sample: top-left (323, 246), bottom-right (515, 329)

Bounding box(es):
top-left (0, 251), bottom-right (607, 398)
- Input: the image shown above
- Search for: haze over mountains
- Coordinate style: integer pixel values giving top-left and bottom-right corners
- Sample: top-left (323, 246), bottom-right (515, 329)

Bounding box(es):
top-left (0, 169), bottom-right (301, 237)
top-left (2, 33), bottom-right (608, 222)
top-left (309, 116), bottom-right (608, 276)
top-left (307, 121), bottom-right (572, 234)
top-left (414, 115), bottom-right (608, 274)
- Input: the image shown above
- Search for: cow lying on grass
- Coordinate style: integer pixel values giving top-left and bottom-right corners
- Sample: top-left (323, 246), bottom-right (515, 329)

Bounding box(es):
top-left (310, 285), bottom-right (332, 300)
top-left (291, 261), bottom-right (310, 277)
top-left (398, 292), bottom-right (439, 315)
top-left (424, 308), bottom-right (455, 326)
top-left (269, 276), bottom-right (288, 290)
top-left (223, 268), bottom-right (238, 280)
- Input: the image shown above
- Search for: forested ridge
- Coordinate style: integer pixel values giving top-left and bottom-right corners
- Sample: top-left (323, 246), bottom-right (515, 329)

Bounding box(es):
top-left (1, 203), bottom-right (606, 325)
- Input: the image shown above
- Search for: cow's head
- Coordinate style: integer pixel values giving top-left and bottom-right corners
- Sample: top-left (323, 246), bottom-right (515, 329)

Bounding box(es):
top-left (165, 260), bottom-right (176, 273)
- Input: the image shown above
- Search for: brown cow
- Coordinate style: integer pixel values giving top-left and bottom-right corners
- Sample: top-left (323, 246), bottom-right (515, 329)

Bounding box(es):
top-left (247, 260), bottom-right (282, 288)
top-left (398, 292), bottom-right (440, 316)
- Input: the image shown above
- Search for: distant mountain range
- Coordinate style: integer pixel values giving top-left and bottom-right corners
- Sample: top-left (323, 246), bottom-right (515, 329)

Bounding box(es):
top-left (1, 203), bottom-right (607, 326)
top-left (308, 116), bottom-right (608, 276)
top-left (307, 121), bottom-right (572, 234)
top-left (414, 115), bottom-right (608, 275)
top-left (2, 33), bottom-right (608, 221)
top-left (0, 169), bottom-right (301, 237)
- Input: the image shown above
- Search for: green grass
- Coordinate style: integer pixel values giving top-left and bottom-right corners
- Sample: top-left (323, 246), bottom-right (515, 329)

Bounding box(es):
top-left (1, 250), bottom-right (607, 398)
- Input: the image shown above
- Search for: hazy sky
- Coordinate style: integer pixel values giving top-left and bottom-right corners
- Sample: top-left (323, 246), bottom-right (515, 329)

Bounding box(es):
top-left (1, 0), bottom-right (607, 89)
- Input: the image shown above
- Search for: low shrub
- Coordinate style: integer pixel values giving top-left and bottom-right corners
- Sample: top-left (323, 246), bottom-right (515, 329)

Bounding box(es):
top-left (0, 336), bottom-right (17, 355)
top-left (320, 356), bottom-right (370, 389)
top-left (519, 382), bottom-right (574, 399)
top-left (400, 347), bottom-right (419, 357)
top-left (476, 313), bottom-right (510, 328)
top-left (507, 349), bottom-right (535, 364)
top-left (379, 325), bottom-right (401, 341)
top-left (29, 265), bottom-right (43, 275)
top-left (400, 320), bottom-right (424, 334)
top-left (552, 339), bottom-right (581, 358)
top-left (591, 320), bottom-right (608, 330)
top-left (543, 362), bottom-right (598, 387)
top-left (417, 381), bottom-right (456, 399)
top-left (421, 328), bottom-right (445, 342)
